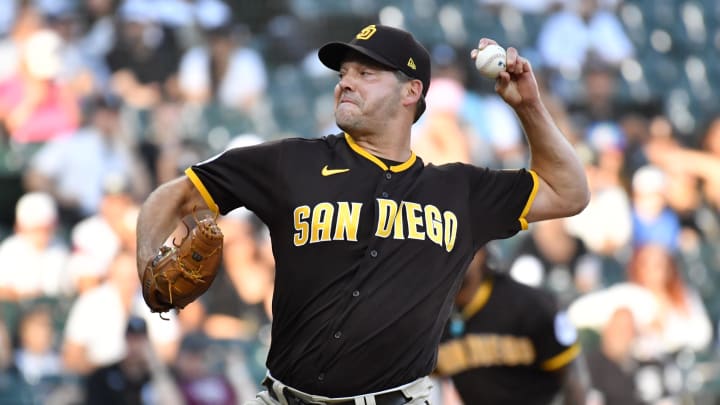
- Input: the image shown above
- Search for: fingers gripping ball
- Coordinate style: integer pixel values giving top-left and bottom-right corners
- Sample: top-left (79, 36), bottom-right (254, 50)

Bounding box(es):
top-left (475, 44), bottom-right (507, 79)
top-left (142, 210), bottom-right (223, 317)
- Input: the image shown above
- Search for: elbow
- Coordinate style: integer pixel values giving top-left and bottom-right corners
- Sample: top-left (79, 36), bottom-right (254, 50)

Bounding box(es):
top-left (568, 183), bottom-right (591, 216)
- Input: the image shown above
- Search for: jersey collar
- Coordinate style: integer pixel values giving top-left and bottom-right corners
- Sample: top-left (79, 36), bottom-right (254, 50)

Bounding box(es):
top-left (344, 133), bottom-right (417, 172)
top-left (461, 278), bottom-right (493, 320)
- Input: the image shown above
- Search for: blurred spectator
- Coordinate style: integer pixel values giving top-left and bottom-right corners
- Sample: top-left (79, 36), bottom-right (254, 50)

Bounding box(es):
top-left (62, 252), bottom-right (181, 374)
top-left (584, 307), bottom-right (644, 405)
top-left (627, 244), bottom-right (712, 358)
top-left (0, 317), bottom-right (13, 374)
top-left (0, 28), bottom-right (81, 143)
top-left (566, 127), bottom-right (633, 258)
top-left (508, 218), bottom-right (604, 305)
top-left (644, 133), bottom-right (720, 245)
top-left (0, 3), bottom-right (43, 83)
top-left (569, 244), bottom-right (712, 359)
top-left (567, 64), bottom-right (625, 130)
top-left (630, 165), bottom-right (681, 252)
top-left (79, 0), bottom-right (118, 60)
top-left (66, 212), bottom-right (121, 294)
top-left (42, 4), bottom-right (100, 99)
top-left (0, 316), bottom-right (34, 403)
top-left (570, 244), bottom-right (712, 404)
top-left (618, 112), bottom-right (652, 183)
top-left (106, 0), bottom-right (182, 109)
top-left (174, 332), bottom-right (237, 405)
top-left (0, 0), bottom-right (18, 36)
top-left (85, 316), bottom-right (184, 405)
top-left (24, 95), bottom-right (148, 228)
top-left (412, 58), bottom-right (525, 168)
top-left (0, 192), bottom-right (70, 300)
top-left (411, 76), bottom-right (472, 165)
top-left (12, 304), bottom-right (62, 385)
top-left (203, 208), bottom-right (273, 341)
top-left (537, 0), bottom-right (633, 76)
top-left (178, 7), bottom-right (268, 113)
top-left (700, 115), bottom-right (720, 158)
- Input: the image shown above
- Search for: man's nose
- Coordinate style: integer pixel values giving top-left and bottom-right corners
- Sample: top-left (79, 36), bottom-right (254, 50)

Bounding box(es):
top-left (338, 72), bottom-right (357, 90)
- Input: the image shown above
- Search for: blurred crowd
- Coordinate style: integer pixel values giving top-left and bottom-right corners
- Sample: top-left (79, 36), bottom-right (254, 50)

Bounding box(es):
top-left (0, 0), bottom-right (719, 404)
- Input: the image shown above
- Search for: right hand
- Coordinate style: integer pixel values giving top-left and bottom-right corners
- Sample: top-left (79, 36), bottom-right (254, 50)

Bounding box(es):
top-left (472, 38), bottom-right (541, 109)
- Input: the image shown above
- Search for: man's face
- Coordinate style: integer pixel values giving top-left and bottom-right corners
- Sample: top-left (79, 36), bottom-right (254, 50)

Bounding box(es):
top-left (334, 54), bottom-right (404, 134)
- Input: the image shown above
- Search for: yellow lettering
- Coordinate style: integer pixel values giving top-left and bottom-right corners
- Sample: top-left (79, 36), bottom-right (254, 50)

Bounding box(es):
top-left (404, 202), bottom-right (424, 240)
top-left (334, 202), bottom-right (362, 241)
top-left (393, 201), bottom-right (405, 239)
top-left (375, 199), bottom-right (398, 238)
top-left (518, 338), bottom-right (535, 365)
top-left (293, 206), bottom-right (311, 246)
top-left (439, 335), bottom-right (537, 373)
top-left (443, 211), bottom-right (458, 252)
top-left (467, 335), bottom-right (488, 366)
top-left (436, 341), bottom-right (467, 376)
top-left (424, 205), bottom-right (443, 247)
top-left (474, 335), bottom-right (501, 366)
top-left (501, 337), bottom-right (519, 366)
top-left (310, 203), bottom-right (334, 243)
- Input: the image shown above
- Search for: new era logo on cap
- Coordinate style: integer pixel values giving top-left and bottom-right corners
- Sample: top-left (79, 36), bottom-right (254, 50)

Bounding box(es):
top-left (318, 24), bottom-right (431, 98)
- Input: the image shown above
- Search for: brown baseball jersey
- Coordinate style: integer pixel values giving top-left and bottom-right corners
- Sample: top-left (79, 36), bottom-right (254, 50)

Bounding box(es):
top-left (186, 133), bottom-right (537, 396)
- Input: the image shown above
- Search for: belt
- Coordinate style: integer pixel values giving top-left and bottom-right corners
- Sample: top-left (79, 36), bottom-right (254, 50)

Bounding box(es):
top-left (262, 378), bottom-right (408, 405)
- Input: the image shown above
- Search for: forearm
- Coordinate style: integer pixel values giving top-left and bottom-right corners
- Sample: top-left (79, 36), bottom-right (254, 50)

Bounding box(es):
top-left (560, 356), bottom-right (592, 405)
top-left (136, 176), bottom-right (204, 278)
top-left (517, 101), bottom-right (589, 217)
top-left (670, 149), bottom-right (720, 180)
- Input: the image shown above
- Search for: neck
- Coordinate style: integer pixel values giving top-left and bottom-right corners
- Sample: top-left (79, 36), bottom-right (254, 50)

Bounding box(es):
top-left (455, 276), bottom-right (485, 309)
top-left (349, 132), bottom-right (412, 162)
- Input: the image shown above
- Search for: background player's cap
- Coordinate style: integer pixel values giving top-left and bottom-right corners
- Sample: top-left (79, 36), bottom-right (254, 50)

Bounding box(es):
top-left (318, 24), bottom-right (431, 99)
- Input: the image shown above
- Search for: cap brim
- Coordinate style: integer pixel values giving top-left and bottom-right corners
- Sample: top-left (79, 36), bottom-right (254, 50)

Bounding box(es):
top-left (318, 42), bottom-right (399, 72)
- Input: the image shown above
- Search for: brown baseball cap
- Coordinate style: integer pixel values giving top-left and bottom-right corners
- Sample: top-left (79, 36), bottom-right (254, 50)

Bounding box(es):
top-left (319, 24), bottom-right (431, 115)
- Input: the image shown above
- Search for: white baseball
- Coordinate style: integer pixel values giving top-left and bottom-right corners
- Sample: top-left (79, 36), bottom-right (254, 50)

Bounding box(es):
top-left (474, 44), bottom-right (507, 79)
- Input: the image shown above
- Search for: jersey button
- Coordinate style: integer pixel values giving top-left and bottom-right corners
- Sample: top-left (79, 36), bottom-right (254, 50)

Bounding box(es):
top-left (318, 373), bottom-right (325, 381)
top-left (334, 331), bottom-right (342, 339)
top-left (370, 250), bottom-right (378, 258)
top-left (385, 172), bottom-right (392, 180)
top-left (381, 192), bottom-right (389, 198)
top-left (352, 290), bottom-right (360, 297)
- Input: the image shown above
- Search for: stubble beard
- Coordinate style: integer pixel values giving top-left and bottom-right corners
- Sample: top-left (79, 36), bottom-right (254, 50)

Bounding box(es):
top-left (335, 105), bottom-right (364, 134)
top-left (335, 92), bottom-right (401, 135)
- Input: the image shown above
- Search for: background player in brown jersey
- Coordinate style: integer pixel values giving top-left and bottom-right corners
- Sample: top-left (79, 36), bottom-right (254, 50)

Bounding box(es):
top-left (136, 24), bottom-right (589, 404)
top-left (436, 246), bottom-right (592, 405)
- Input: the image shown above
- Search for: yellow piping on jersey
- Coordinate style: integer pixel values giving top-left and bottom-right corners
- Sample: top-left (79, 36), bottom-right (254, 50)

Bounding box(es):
top-left (518, 170), bottom-right (539, 230)
top-left (462, 278), bottom-right (493, 319)
top-left (344, 133), bottom-right (416, 172)
top-left (541, 342), bottom-right (581, 371)
top-left (184, 167), bottom-right (219, 216)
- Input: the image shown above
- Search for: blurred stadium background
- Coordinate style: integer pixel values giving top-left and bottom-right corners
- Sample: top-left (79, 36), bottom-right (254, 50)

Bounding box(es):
top-left (1, 0), bottom-right (720, 404)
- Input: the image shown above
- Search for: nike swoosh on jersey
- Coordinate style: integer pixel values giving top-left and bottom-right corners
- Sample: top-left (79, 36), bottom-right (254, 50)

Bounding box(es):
top-left (321, 166), bottom-right (350, 176)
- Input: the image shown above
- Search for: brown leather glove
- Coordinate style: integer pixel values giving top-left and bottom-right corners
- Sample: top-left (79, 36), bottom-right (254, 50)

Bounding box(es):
top-left (142, 212), bottom-right (223, 317)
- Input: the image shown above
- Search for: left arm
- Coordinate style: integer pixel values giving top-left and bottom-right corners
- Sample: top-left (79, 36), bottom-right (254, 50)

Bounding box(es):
top-left (474, 39), bottom-right (590, 222)
top-left (557, 355), bottom-right (592, 405)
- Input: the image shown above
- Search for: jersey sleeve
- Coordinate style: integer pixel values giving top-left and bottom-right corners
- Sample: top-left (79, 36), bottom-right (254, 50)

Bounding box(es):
top-left (466, 166), bottom-right (538, 245)
top-left (186, 139), bottom-right (284, 220)
top-left (531, 298), bottom-right (581, 371)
